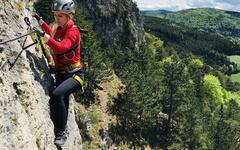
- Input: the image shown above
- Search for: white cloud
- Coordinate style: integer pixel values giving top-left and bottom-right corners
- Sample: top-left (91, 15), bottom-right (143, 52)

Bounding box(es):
top-left (134, 0), bottom-right (240, 12)
top-left (215, 1), bottom-right (240, 12)
top-left (134, 0), bottom-right (188, 11)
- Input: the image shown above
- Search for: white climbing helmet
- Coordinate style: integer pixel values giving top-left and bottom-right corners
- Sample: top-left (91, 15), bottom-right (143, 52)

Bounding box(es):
top-left (53, 0), bottom-right (76, 15)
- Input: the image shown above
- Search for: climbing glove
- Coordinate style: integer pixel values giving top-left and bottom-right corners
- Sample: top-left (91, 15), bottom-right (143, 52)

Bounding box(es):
top-left (33, 27), bottom-right (45, 37)
top-left (33, 13), bottom-right (42, 21)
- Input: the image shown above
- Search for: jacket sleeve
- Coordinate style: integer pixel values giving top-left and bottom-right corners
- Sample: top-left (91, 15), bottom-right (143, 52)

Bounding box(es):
top-left (41, 22), bottom-right (52, 35)
top-left (46, 28), bottom-right (80, 54)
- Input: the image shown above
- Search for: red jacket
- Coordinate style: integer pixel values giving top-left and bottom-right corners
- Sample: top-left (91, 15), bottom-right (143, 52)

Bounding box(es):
top-left (41, 20), bottom-right (81, 68)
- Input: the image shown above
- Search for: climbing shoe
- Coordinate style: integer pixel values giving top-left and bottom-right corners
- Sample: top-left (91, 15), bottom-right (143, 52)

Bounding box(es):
top-left (54, 131), bottom-right (67, 146)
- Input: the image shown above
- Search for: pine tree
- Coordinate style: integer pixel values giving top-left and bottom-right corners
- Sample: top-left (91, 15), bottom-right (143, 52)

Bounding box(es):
top-left (34, 0), bottom-right (54, 23)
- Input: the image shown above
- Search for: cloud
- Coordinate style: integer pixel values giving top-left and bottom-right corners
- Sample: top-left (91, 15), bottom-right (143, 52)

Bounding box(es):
top-left (134, 0), bottom-right (240, 12)
top-left (216, 0), bottom-right (239, 5)
top-left (134, 0), bottom-right (189, 11)
top-left (215, 0), bottom-right (240, 12)
top-left (187, 0), bottom-right (215, 8)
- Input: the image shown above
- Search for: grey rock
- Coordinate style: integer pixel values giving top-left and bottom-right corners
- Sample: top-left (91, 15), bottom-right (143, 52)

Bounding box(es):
top-left (78, 0), bottom-right (145, 49)
top-left (0, 46), bottom-right (3, 53)
top-left (0, 1), bottom-right (82, 150)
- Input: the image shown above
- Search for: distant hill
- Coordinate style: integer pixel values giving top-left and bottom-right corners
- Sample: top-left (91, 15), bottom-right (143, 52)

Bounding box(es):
top-left (141, 8), bottom-right (240, 42)
top-left (143, 16), bottom-right (240, 70)
top-left (140, 9), bottom-right (172, 17)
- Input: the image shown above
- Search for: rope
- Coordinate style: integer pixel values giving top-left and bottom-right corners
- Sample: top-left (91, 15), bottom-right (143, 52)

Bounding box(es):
top-left (0, 31), bottom-right (35, 45)
top-left (0, 16), bottom-right (37, 70)
top-left (9, 41), bottom-right (37, 70)
top-left (8, 26), bottom-right (31, 70)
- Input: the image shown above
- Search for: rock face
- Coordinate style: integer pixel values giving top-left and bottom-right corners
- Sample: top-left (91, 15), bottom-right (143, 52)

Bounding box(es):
top-left (77, 0), bottom-right (145, 49)
top-left (0, 1), bottom-right (82, 149)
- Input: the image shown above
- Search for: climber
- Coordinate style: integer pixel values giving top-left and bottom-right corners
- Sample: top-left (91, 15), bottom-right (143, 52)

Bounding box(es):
top-left (32, 0), bottom-right (83, 146)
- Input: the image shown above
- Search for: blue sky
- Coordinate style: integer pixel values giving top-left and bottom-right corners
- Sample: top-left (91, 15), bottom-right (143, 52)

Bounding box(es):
top-left (134, 0), bottom-right (240, 12)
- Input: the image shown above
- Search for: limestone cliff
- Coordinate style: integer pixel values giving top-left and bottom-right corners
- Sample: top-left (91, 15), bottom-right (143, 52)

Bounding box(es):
top-left (0, 1), bottom-right (82, 149)
top-left (77, 0), bottom-right (145, 49)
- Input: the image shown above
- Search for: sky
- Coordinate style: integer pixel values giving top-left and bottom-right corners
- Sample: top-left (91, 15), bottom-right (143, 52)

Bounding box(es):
top-left (133, 0), bottom-right (240, 12)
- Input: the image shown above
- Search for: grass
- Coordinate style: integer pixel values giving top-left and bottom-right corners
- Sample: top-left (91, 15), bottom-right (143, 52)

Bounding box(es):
top-left (75, 104), bottom-right (104, 150)
top-left (230, 73), bottom-right (240, 83)
top-left (228, 55), bottom-right (240, 83)
top-left (228, 55), bottom-right (240, 66)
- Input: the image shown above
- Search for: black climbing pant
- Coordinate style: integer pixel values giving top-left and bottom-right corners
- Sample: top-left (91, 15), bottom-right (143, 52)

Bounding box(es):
top-left (50, 69), bottom-right (84, 133)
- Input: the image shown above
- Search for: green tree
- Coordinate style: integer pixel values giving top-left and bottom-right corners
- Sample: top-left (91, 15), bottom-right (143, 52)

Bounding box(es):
top-left (34, 0), bottom-right (54, 23)
top-left (74, 6), bottom-right (111, 105)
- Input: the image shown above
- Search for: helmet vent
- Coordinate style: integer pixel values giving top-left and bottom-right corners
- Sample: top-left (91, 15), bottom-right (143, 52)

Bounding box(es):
top-left (62, 3), bottom-right (68, 10)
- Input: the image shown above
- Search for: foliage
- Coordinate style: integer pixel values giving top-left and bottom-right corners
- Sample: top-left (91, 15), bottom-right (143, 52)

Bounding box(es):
top-left (73, 5), bottom-right (112, 106)
top-left (34, 0), bottom-right (54, 23)
top-left (143, 15), bottom-right (240, 76)
top-left (230, 73), bottom-right (240, 83)
top-left (141, 9), bottom-right (173, 18)
top-left (75, 104), bottom-right (105, 150)
top-left (228, 55), bottom-right (240, 67)
top-left (203, 74), bottom-right (225, 105)
top-left (107, 32), bottom-right (240, 149)
top-left (141, 8), bottom-right (240, 42)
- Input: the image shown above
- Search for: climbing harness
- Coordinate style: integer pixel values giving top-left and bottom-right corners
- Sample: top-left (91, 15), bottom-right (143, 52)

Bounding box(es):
top-left (53, 26), bottom-right (87, 60)
top-left (54, 61), bottom-right (82, 72)
top-left (72, 74), bottom-right (84, 92)
top-left (55, 44), bottom-right (78, 60)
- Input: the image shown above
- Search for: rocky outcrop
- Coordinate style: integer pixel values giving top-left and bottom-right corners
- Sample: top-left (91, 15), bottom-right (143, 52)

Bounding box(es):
top-left (77, 0), bottom-right (145, 49)
top-left (0, 1), bottom-right (82, 149)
